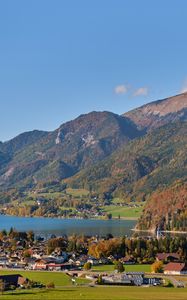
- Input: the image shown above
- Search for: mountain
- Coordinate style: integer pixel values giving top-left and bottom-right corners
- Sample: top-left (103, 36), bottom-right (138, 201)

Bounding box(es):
top-left (0, 130), bottom-right (48, 155)
top-left (0, 111), bottom-right (140, 189)
top-left (67, 121), bottom-right (187, 201)
top-left (124, 92), bottom-right (187, 132)
top-left (0, 92), bottom-right (186, 197)
top-left (137, 181), bottom-right (187, 232)
top-left (0, 92), bottom-right (186, 228)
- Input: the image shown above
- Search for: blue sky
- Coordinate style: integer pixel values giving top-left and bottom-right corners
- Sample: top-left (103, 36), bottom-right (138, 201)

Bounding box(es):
top-left (0, 0), bottom-right (187, 141)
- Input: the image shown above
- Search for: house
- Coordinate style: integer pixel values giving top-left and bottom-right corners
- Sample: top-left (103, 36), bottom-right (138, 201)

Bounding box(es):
top-left (101, 272), bottom-right (162, 286)
top-left (101, 272), bottom-right (144, 286)
top-left (99, 258), bottom-right (110, 265)
top-left (33, 257), bottom-right (74, 271)
top-left (164, 262), bottom-right (187, 275)
top-left (47, 262), bottom-right (74, 271)
top-left (126, 272), bottom-right (145, 286)
top-left (0, 256), bottom-right (9, 268)
top-left (24, 257), bottom-right (37, 269)
top-left (75, 255), bottom-right (89, 266)
top-left (8, 261), bottom-right (27, 269)
top-left (33, 258), bottom-right (53, 270)
top-left (156, 253), bottom-right (180, 262)
top-left (102, 274), bottom-right (132, 285)
top-left (0, 274), bottom-right (28, 289)
top-left (53, 254), bottom-right (68, 263)
top-left (87, 256), bottom-right (100, 266)
top-left (120, 256), bottom-right (135, 264)
top-left (17, 276), bottom-right (29, 287)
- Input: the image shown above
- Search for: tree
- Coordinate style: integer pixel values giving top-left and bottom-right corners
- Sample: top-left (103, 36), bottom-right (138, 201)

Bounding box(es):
top-left (151, 261), bottom-right (163, 273)
top-left (83, 262), bottom-right (92, 270)
top-left (47, 237), bottom-right (67, 254)
top-left (9, 227), bottom-right (14, 236)
top-left (27, 230), bottom-right (34, 242)
top-left (97, 275), bottom-right (103, 285)
top-left (114, 261), bottom-right (125, 273)
top-left (106, 213), bottom-right (112, 220)
top-left (0, 279), bottom-right (5, 294)
top-left (0, 229), bottom-right (7, 238)
top-left (23, 249), bottom-right (31, 258)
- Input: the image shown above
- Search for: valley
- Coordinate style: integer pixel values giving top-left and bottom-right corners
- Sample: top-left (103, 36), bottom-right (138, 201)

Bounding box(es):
top-left (0, 92), bottom-right (186, 232)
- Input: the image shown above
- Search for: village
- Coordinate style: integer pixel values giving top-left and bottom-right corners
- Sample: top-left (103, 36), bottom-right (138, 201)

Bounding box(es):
top-left (0, 195), bottom-right (143, 220)
top-left (0, 229), bottom-right (187, 291)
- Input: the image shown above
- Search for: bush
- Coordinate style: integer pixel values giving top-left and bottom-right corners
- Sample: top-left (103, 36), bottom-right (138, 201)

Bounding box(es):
top-left (46, 282), bottom-right (55, 289)
top-left (83, 262), bottom-right (92, 270)
top-left (164, 280), bottom-right (174, 287)
top-left (114, 261), bottom-right (125, 273)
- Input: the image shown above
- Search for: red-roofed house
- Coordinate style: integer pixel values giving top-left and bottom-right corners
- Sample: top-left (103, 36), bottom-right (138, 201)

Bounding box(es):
top-left (164, 262), bottom-right (187, 275)
top-left (156, 253), bottom-right (180, 262)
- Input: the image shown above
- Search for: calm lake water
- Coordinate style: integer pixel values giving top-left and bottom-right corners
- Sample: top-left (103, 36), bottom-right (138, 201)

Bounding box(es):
top-left (0, 215), bottom-right (136, 237)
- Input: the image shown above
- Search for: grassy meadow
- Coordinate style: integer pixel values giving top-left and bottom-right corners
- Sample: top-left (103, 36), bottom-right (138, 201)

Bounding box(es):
top-left (102, 205), bottom-right (143, 219)
top-left (1, 286), bottom-right (187, 300)
top-left (1, 270), bottom-right (187, 299)
top-left (92, 264), bottom-right (151, 273)
top-left (0, 270), bottom-right (89, 286)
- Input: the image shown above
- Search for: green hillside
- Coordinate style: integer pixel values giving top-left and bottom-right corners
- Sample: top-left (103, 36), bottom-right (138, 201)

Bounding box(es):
top-left (67, 121), bottom-right (187, 202)
top-left (0, 111), bottom-right (140, 189)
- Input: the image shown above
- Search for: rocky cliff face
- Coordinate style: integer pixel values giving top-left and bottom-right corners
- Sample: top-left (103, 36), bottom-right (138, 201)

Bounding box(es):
top-left (124, 92), bottom-right (187, 131)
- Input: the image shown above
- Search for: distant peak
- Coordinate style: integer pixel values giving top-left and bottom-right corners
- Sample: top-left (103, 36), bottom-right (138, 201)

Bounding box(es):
top-left (124, 92), bottom-right (187, 131)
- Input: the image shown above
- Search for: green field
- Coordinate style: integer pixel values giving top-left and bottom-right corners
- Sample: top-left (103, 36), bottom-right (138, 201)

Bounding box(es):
top-left (66, 188), bottom-right (89, 197)
top-left (1, 286), bottom-right (187, 300)
top-left (0, 270), bottom-right (89, 286)
top-left (102, 205), bottom-right (143, 219)
top-left (1, 270), bottom-right (187, 299)
top-left (92, 264), bottom-right (151, 273)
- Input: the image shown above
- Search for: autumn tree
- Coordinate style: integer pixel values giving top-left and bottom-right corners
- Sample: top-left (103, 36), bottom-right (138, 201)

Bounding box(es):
top-left (151, 261), bottom-right (163, 273)
top-left (47, 237), bottom-right (67, 254)
top-left (83, 262), bottom-right (92, 270)
top-left (27, 230), bottom-right (34, 242)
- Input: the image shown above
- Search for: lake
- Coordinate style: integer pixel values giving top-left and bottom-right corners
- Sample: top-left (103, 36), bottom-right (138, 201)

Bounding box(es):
top-left (0, 215), bottom-right (136, 237)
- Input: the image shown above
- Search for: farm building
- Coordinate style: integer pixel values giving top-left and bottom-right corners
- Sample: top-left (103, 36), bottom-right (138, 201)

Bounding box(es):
top-left (164, 262), bottom-right (187, 275)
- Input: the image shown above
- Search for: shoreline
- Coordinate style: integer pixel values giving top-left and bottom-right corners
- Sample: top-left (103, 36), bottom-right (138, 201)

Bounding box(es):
top-left (0, 213), bottom-right (138, 221)
top-left (132, 228), bottom-right (187, 234)
top-left (161, 230), bottom-right (187, 234)
top-left (132, 228), bottom-right (155, 233)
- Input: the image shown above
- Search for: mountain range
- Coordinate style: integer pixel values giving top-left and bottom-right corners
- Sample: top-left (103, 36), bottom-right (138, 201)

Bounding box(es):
top-left (67, 121), bottom-right (187, 201)
top-left (0, 92), bottom-right (187, 230)
top-left (0, 112), bottom-right (141, 188)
